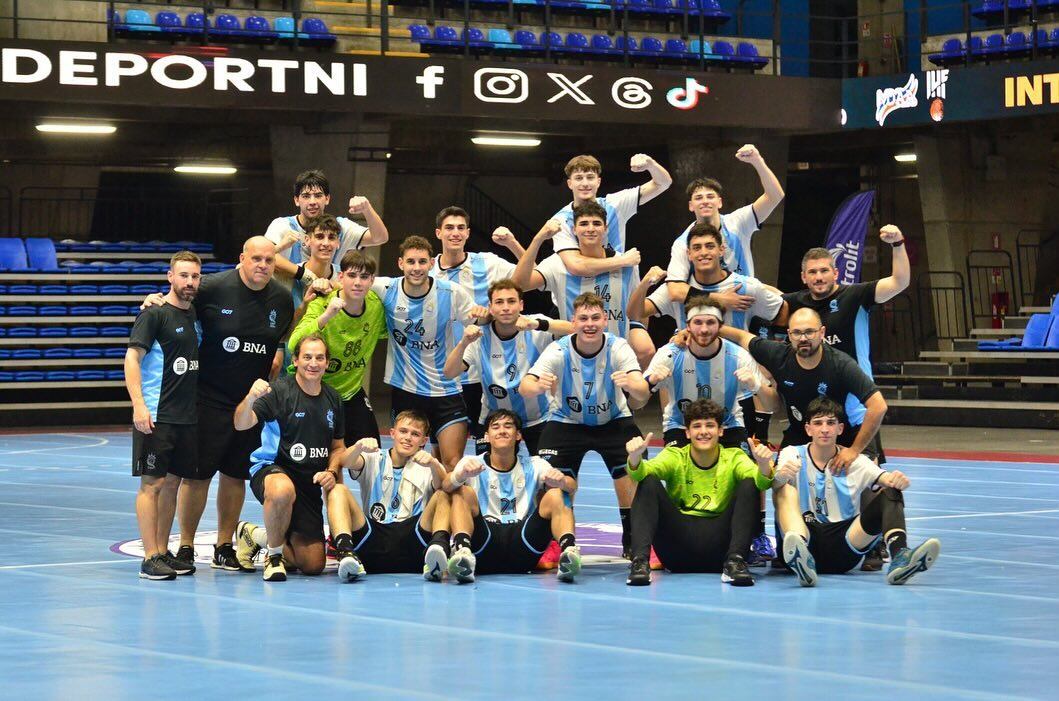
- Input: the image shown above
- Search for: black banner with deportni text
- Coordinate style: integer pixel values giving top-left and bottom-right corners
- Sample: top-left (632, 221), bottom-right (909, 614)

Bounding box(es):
top-left (841, 58), bottom-right (1059, 130)
top-left (0, 39), bottom-right (837, 130)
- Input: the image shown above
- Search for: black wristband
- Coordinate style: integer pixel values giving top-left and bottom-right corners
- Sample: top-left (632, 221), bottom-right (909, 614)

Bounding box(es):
top-left (536, 318), bottom-right (550, 333)
top-left (891, 239), bottom-right (905, 248)
top-left (295, 264), bottom-right (306, 280)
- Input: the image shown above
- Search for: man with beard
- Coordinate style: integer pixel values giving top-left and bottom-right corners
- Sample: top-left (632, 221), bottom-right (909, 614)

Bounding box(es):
top-left (125, 251), bottom-right (202, 580)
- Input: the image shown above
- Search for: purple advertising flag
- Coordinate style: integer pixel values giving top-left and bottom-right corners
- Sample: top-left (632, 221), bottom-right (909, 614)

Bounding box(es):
top-left (824, 190), bottom-right (875, 285)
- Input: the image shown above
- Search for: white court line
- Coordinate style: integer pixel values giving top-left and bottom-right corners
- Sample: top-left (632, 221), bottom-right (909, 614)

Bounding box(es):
top-left (944, 554), bottom-right (1059, 570)
top-left (908, 508), bottom-right (1059, 522)
top-left (927, 526), bottom-right (1059, 541)
top-left (911, 475), bottom-right (1059, 488)
top-left (0, 500), bottom-right (134, 517)
top-left (0, 559), bottom-right (138, 570)
top-left (887, 461), bottom-right (1059, 474)
top-left (0, 480), bottom-right (133, 495)
top-left (911, 490), bottom-right (1058, 503)
top-left (0, 433), bottom-right (111, 455)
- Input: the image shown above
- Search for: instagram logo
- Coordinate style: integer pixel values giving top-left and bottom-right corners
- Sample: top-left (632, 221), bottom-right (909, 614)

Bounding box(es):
top-left (666, 78), bottom-right (709, 110)
top-left (474, 68), bottom-right (529, 103)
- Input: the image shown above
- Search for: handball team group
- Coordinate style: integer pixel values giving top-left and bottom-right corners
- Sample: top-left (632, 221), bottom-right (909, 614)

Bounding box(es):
top-left (126, 145), bottom-right (941, 588)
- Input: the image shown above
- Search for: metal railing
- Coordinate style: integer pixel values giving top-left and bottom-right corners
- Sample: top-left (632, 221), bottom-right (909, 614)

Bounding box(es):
top-left (916, 270), bottom-right (969, 345)
top-left (965, 249), bottom-right (1017, 329)
top-left (1015, 228), bottom-right (1054, 307)
top-left (0, 187), bottom-right (11, 234)
top-left (464, 181), bottom-right (532, 249)
top-left (870, 291), bottom-right (918, 362)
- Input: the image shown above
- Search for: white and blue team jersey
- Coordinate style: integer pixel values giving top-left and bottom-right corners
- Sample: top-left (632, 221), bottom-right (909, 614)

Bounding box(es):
top-left (473, 455), bottom-right (552, 523)
top-left (528, 333), bottom-right (640, 426)
top-left (779, 444), bottom-right (885, 523)
top-left (373, 276), bottom-right (476, 397)
top-left (535, 253), bottom-right (636, 338)
top-left (352, 449), bottom-right (436, 524)
top-left (666, 204), bottom-right (760, 280)
top-left (685, 272), bottom-right (783, 331)
top-left (264, 214), bottom-right (367, 267)
top-left (431, 251), bottom-right (516, 385)
top-left (289, 263), bottom-right (338, 313)
top-left (551, 187), bottom-right (640, 253)
top-left (647, 284), bottom-right (687, 330)
top-left (462, 319), bottom-right (555, 426)
top-left (645, 341), bottom-right (763, 431)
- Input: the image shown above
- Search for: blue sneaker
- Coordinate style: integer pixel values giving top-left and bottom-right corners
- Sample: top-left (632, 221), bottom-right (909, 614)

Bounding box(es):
top-left (886, 538), bottom-right (941, 585)
top-left (747, 533), bottom-right (776, 567)
top-left (782, 532), bottom-right (817, 587)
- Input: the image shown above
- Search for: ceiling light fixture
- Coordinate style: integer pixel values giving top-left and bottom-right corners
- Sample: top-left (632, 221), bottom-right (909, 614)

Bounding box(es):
top-left (173, 165), bottom-right (238, 175)
top-left (471, 135), bottom-right (541, 147)
top-left (36, 123), bottom-right (116, 135)
top-left (894, 153), bottom-right (917, 163)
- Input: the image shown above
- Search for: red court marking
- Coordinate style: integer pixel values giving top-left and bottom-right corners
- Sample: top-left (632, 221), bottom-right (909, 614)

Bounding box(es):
top-left (644, 439), bottom-right (1058, 463)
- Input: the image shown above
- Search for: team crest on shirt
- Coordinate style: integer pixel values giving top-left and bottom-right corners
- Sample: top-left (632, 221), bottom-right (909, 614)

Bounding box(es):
top-left (326, 410), bottom-right (334, 430)
top-left (791, 407), bottom-right (803, 421)
top-left (268, 310), bottom-right (277, 328)
top-left (677, 398), bottom-right (692, 415)
top-left (829, 299), bottom-right (839, 313)
top-left (289, 443), bottom-right (307, 461)
top-left (817, 382), bottom-right (828, 395)
top-left (369, 502), bottom-right (386, 521)
top-left (566, 396), bottom-right (583, 413)
top-left (488, 384), bottom-right (508, 399)
top-left (172, 357), bottom-right (189, 375)
top-left (696, 383), bottom-right (712, 399)
top-left (392, 329), bottom-right (408, 346)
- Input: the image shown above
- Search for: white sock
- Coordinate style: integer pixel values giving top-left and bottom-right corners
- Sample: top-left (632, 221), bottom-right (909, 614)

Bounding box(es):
top-left (267, 545), bottom-right (283, 557)
top-left (251, 525), bottom-right (267, 548)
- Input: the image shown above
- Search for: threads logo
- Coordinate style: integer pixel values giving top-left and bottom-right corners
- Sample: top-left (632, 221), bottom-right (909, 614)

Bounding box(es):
top-left (875, 74), bottom-right (919, 125)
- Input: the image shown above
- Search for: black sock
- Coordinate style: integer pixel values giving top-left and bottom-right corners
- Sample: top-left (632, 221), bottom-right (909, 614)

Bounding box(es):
top-left (758, 510), bottom-right (767, 537)
top-left (619, 508), bottom-right (631, 550)
top-left (430, 530), bottom-right (451, 557)
top-left (333, 533), bottom-right (353, 553)
top-left (754, 412), bottom-right (772, 440)
top-left (885, 530), bottom-right (908, 558)
top-left (453, 532), bottom-right (472, 552)
top-left (558, 533), bottom-right (576, 551)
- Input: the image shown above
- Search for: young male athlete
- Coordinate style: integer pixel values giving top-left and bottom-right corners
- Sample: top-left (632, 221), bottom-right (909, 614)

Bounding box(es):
top-left (773, 397), bottom-right (941, 586)
top-left (440, 410), bottom-right (581, 583)
top-left (519, 292), bottom-right (650, 557)
top-left (314, 411), bottom-right (454, 582)
top-left (265, 169), bottom-right (388, 284)
top-left (125, 251), bottom-right (202, 580)
top-left (443, 279), bottom-right (571, 456)
top-left (372, 236), bottom-right (484, 470)
top-left (287, 250), bottom-right (387, 453)
top-left (141, 236), bottom-right (294, 572)
top-left (666, 144), bottom-right (784, 297)
top-left (625, 400), bottom-right (776, 587)
top-left (232, 335), bottom-right (344, 582)
top-left (512, 202), bottom-right (654, 367)
top-left (284, 213), bottom-right (343, 312)
top-left (431, 206), bottom-right (524, 438)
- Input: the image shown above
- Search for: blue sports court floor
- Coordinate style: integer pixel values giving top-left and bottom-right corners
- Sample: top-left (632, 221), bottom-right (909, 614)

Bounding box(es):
top-left (0, 430), bottom-right (1057, 700)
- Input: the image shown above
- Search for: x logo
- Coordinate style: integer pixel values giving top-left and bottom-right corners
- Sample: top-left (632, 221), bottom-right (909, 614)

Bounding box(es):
top-left (547, 73), bottom-right (595, 105)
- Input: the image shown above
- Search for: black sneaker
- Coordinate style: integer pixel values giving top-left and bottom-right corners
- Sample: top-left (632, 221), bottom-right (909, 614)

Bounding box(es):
top-left (140, 554), bottom-right (177, 581)
top-left (210, 542), bottom-right (241, 571)
top-left (175, 545), bottom-right (196, 571)
top-left (861, 541), bottom-right (886, 572)
top-left (161, 550), bottom-right (195, 576)
top-left (626, 557), bottom-right (651, 586)
top-left (721, 554), bottom-right (755, 586)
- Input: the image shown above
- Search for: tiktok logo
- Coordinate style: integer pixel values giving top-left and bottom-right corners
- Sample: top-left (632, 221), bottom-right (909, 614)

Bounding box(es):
top-left (666, 78), bottom-right (709, 110)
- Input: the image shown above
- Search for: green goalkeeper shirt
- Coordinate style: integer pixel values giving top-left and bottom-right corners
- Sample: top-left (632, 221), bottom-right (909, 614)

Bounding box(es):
top-left (628, 445), bottom-right (773, 518)
top-left (287, 290), bottom-right (387, 400)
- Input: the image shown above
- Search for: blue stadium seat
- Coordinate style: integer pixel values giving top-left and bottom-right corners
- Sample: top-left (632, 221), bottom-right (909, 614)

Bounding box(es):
top-left (697, 0), bottom-right (730, 21)
top-left (70, 305), bottom-right (100, 315)
top-left (978, 314), bottom-right (1052, 350)
top-left (74, 370), bottom-right (106, 381)
top-left (212, 14), bottom-right (243, 39)
top-left (303, 18), bottom-right (337, 45)
top-left (967, 35), bottom-right (984, 56)
top-left (73, 348), bottom-right (103, 359)
top-left (0, 372), bottom-right (11, 382)
top-left (106, 369), bottom-right (126, 380)
top-left (664, 38), bottom-right (689, 59)
top-left (1051, 295), bottom-right (1059, 315)
top-left (131, 284), bottom-right (159, 295)
top-left (462, 27), bottom-right (493, 51)
top-left (689, 38), bottom-right (712, 57)
top-left (39, 306), bottom-right (68, 316)
top-left (104, 347), bottom-right (128, 358)
top-left (67, 327), bottom-right (97, 337)
top-left (0, 350), bottom-right (9, 359)
top-left (736, 42), bottom-right (768, 68)
top-left (8, 326), bottom-right (37, 337)
top-left (101, 305), bottom-right (134, 316)
top-left (615, 35), bottom-right (638, 53)
top-left (929, 37), bottom-right (964, 66)
top-left (1005, 31), bottom-right (1028, 56)
top-left (70, 285), bottom-right (100, 294)
top-left (972, 1), bottom-right (1003, 19)
top-left (713, 40), bottom-right (735, 61)
top-left (488, 29), bottom-right (517, 50)
top-left (15, 372), bottom-right (45, 382)
top-left (42, 348), bottom-right (71, 359)
top-left (39, 327), bottom-right (69, 337)
top-left (0, 239), bottom-right (28, 270)
top-left (624, 0), bottom-right (653, 12)
top-left (515, 30), bottom-right (540, 49)
top-left (101, 326), bottom-right (130, 336)
top-left (589, 34), bottom-right (618, 55)
top-left (435, 25), bottom-right (459, 45)
top-left (24, 238), bottom-right (59, 271)
top-left (10, 284), bottom-right (38, 294)
top-left (245, 16), bottom-right (278, 42)
top-left (47, 371), bottom-right (77, 382)
top-left (15, 349), bottom-right (43, 359)
top-left (156, 11), bottom-right (190, 36)
top-left (1032, 29), bottom-right (1050, 50)
top-left (121, 9), bottom-right (159, 34)
top-left (275, 16), bottom-right (307, 40)
top-left (653, 0), bottom-right (680, 14)
top-left (40, 285), bottom-right (68, 295)
top-left (565, 32), bottom-right (590, 53)
top-left (1045, 318), bottom-right (1059, 349)
top-left (100, 284), bottom-right (129, 295)
top-left (639, 37), bottom-right (664, 56)
top-left (979, 33), bottom-right (1005, 57)
top-left (8, 305), bottom-right (37, 315)
top-left (409, 24), bottom-right (431, 41)
top-left (185, 13), bottom-right (210, 35)
top-left (542, 31), bottom-right (564, 49)
top-left (0, 284), bottom-right (6, 293)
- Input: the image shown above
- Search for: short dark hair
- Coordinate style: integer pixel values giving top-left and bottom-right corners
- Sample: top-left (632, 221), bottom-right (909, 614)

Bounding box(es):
top-left (683, 399), bottom-right (725, 426)
top-left (572, 292), bottom-right (606, 313)
top-left (805, 396), bottom-right (845, 424)
top-left (488, 278), bottom-right (523, 302)
top-left (686, 221), bottom-right (723, 248)
top-left (484, 409), bottom-right (523, 433)
top-left (435, 206), bottom-right (469, 229)
top-left (393, 410), bottom-right (430, 435)
top-left (293, 169), bottom-right (330, 197)
top-left (572, 201), bottom-right (607, 224)
top-left (399, 235), bottom-right (433, 257)
top-left (304, 213), bottom-right (341, 237)
top-left (801, 247), bottom-right (836, 271)
top-left (339, 250), bottom-right (376, 276)
top-left (293, 333), bottom-right (329, 360)
top-left (169, 250), bottom-right (202, 269)
top-left (685, 177), bottom-right (723, 199)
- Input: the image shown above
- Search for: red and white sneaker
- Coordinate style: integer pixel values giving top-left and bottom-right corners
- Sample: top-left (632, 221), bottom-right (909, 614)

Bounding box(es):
top-left (649, 547), bottom-right (664, 571)
top-left (536, 540), bottom-right (560, 571)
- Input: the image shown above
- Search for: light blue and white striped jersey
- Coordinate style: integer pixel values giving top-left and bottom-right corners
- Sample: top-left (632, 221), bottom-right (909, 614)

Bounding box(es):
top-left (264, 215), bottom-right (367, 266)
top-left (645, 341), bottom-right (763, 431)
top-left (528, 333), bottom-right (640, 425)
top-left (462, 320), bottom-right (555, 426)
top-left (666, 204), bottom-right (759, 280)
top-left (352, 449), bottom-right (436, 524)
top-left (373, 276), bottom-right (476, 397)
top-left (779, 444), bottom-right (885, 523)
top-left (472, 455), bottom-right (552, 523)
top-left (535, 253), bottom-right (636, 338)
top-left (686, 272), bottom-right (783, 332)
top-left (431, 251), bottom-right (516, 385)
top-left (647, 284), bottom-right (686, 330)
top-left (552, 187), bottom-right (640, 253)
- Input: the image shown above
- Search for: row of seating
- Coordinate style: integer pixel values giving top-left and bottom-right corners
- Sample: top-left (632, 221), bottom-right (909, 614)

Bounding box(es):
top-left (929, 29), bottom-right (1059, 65)
top-left (0, 238), bottom-right (57, 271)
top-left (977, 298), bottom-right (1059, 350)
top-left (0, 347), bottom-right (127, 359)
top-left (409, 25), bottom-right (767, 66)
top-left (399, 0), bottom-right (731, 20)
top-left (0, 326), bottom-right (130, 337)
top-left (0, 283), bottom-right (165, 295)
top-left (56, 240), bottom-right (213, 253)
top-left (111, 10), bottom-right (336, 45)
top-left (973, 0), bottom-right (1059, 20)
top-left (1, 237), bottom-right (224, 272)
top-left (0, 305), bottom-right (140, 316)
top-left (0, 370), bottom-right (125, 382)
top-left (51, 261), bottom-right (229, 274)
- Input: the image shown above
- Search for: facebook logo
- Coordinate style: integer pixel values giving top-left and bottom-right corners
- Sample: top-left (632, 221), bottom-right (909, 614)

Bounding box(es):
top-left (417, 66), bottom-right (445, 99)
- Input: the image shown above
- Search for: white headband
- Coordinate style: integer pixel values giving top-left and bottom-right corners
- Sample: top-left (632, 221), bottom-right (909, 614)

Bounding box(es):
top-left (686, 305), bottom-right (723, 322)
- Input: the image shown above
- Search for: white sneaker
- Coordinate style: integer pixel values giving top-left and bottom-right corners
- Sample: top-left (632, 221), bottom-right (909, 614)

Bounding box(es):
top-left (423, 543), bottom-right (447, 582)
top-left (447, 546), bottom-right (476, 584)
top-left (337, 552), bottom-right (365, 583)
top-left (783, 532), bottom-right (818, 587)
top-left (557, 545), bottom-right (582, 583)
